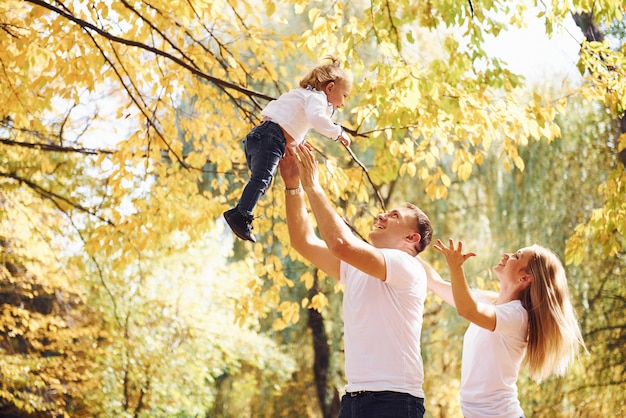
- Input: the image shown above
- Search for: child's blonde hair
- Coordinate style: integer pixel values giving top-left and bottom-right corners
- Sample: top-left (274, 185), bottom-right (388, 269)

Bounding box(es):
top-left (299, 56), bottom-right (352, 91)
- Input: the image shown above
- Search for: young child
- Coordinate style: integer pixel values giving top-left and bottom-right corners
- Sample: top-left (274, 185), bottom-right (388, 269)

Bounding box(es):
top-left (224, 57), bottom-right (352, 242)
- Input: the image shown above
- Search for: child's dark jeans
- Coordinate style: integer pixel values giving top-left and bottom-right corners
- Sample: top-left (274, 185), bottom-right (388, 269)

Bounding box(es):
top-left (237, 121), bottom-right (286, 217)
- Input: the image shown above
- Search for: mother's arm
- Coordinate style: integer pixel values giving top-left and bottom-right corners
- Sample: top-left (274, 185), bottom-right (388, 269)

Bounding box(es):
top-left (434, 239), bottom-right (496, 331)
top-left (417, 256), bottom-right (456, 308)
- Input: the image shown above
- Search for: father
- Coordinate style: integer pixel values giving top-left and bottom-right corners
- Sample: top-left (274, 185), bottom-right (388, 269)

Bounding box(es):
top-left (279, 144), bottom-right (433, 418)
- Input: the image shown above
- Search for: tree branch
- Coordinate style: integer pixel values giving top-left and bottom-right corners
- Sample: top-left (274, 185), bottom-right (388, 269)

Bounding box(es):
top-left (23, 0), bottom-right (385, 212)
top-left (0, 172), bottom-right (113, 225)
top-left (0, 138), bottom-right (109, 155)
top-left (25, 0), bottom-right (275, 103)
top-left (342, 144), bottom-right (386, 211)
top-left (572, 11), bottom-right (626, 168)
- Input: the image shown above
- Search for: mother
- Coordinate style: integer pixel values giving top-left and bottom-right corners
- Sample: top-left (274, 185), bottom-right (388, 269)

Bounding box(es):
top-left (420, 239), bottom-right (586, 418)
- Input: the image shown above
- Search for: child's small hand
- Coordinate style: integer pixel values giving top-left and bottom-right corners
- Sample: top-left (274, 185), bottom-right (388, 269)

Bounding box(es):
top-left (339, 131), bottom-right (351, 147)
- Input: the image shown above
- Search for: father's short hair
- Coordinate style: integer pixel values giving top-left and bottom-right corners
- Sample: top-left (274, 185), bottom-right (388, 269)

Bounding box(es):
top-left (404, 203), bottom-right (433, 254)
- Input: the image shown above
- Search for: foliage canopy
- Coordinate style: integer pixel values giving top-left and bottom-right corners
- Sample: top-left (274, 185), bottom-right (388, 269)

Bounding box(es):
top-left (1, 0), bottom-right (625, 416)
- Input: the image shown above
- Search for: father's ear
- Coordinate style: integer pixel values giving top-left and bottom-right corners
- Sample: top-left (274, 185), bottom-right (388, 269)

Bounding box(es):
top-left (406, 232), bottom-right (421, 244)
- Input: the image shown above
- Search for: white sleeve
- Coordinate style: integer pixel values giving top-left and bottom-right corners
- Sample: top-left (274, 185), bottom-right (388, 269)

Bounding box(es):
top-left (382, 249), bottom-right (424, 291)
top-left (494, 303), bottom-right (528, 336)
top-left (303, 92), bottom-right (342, 139)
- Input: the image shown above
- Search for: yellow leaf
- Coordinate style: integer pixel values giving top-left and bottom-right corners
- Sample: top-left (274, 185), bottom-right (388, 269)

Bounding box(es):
top-left (301, 271), bottom-right (314, 290)
top-left (389, 141), bottom-right (399, 156)
top-left (618, 132), bottom-right (626, 152)
top-left (458, 161), bottom-right (472, 180)
top-left (441, 173), bottom-right (451, 187)
top-left (266, 1), bottom-right (275, 16)
top-left (406, 162), bottom-right (416, 177)
top-left (272, 318), bottom-right (286, 331)
top-left (309, 293), bottom-right (328, 312)
top-left (435, 185), bottom-right (448, 199)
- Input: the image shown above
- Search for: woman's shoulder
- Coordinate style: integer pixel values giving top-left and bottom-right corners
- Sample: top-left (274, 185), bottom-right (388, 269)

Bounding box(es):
top-left (474, 289), bottom-right (498, 303)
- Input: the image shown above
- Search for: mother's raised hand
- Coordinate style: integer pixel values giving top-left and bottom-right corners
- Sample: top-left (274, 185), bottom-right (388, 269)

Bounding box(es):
top-left (433, 239), bottom-right (476, 268)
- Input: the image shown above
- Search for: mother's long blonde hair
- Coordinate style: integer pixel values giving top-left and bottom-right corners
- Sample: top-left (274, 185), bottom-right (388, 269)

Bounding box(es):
top-left (520, 245), bottom-right (586, 382)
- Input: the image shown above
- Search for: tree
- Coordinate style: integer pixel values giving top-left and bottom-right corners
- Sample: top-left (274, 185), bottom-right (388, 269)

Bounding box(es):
top-left (2, 0), bottom-right (625, 415)
top-left (0, 183), bottom-right (100, 416)
top-left (564, 4), bottom-right (626, 266)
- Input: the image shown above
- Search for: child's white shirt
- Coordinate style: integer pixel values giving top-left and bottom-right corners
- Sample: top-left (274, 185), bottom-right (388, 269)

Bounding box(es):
top-left (261, 87), bottom-right (343, 144)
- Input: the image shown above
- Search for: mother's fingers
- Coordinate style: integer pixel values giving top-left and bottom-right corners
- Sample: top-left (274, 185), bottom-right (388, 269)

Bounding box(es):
top-left (446, 239), bottom-right (465, 252)
top-left (434, 238), bottom-right (464, 253)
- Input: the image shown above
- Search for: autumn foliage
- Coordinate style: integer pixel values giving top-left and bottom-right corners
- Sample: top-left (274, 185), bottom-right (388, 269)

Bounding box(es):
top-left (1, 0), bottom-right (625, 416)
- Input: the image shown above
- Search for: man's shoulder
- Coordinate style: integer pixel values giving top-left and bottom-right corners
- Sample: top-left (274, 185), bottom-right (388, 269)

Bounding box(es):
top-left (380, 248), bottom-right (424, 276)
top-left (381, 247), bottom-right (420, 263)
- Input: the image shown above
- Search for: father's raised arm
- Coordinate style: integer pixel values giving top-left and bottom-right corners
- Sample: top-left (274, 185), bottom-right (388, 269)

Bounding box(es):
top-left (289, 144), bottom-right (387, 281)
top-left (279, 149), bottom-right (341, 280)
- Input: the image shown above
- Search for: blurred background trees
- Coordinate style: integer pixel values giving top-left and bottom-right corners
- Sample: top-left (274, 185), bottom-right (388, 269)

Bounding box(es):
top-left (1, 0), bottom-right (624, 416)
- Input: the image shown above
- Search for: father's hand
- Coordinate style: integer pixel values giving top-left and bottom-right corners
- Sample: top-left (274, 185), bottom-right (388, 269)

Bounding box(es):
top-left (294, 144), bottom-right (320, 191)
top-left (278, 150), bottom-right (301, 189)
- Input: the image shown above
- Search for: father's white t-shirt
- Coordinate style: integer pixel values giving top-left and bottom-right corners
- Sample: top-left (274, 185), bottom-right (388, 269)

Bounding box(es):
top-left (340, 248), bottom-right (426, 398)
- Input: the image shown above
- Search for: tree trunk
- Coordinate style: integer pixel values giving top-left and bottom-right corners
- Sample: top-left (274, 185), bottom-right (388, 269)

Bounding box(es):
top-left (307, 280), bottom-right (340, 418)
